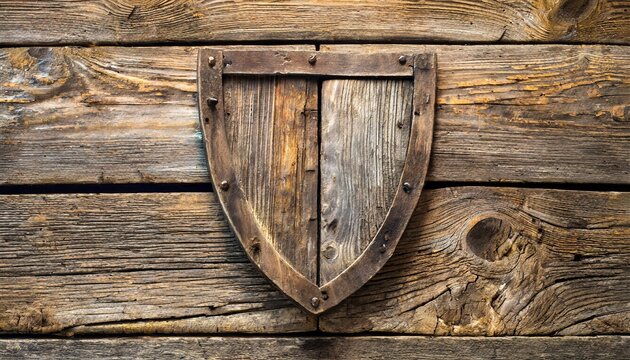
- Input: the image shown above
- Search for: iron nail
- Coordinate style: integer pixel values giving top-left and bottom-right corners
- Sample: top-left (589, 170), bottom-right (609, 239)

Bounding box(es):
top-left (311, 297), bottom-right (320, 308)
top-left (379, 243), bottom-right (387, 253)
top-left (398, 55), bottom-right (407, 65)
top-left (208, 56), bottom-right (216, 67)
top-left (219, 180), bottom-right (229, 191)
top-left (403, 182), bottom-right (412, 193)
top-left (207, 97), bottom-right (219, 108)
top-left (308, 55), bottom-right (317, 65)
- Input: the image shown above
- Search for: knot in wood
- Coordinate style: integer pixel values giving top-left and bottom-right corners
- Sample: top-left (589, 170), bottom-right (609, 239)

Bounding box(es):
top-left (466, 217), bottom-right (512, 261)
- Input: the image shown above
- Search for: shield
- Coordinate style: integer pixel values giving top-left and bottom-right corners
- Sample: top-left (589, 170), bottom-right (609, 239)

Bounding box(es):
top-left (198, 49), bottom-right (436, 314)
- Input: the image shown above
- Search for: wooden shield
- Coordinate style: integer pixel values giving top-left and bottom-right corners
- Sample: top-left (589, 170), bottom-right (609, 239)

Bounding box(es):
top-left (198, 49), bottom-right (436, 314)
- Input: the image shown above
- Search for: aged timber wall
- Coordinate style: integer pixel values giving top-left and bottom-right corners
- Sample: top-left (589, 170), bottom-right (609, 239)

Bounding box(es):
top-left (0, 1), bottom-right (629, 358)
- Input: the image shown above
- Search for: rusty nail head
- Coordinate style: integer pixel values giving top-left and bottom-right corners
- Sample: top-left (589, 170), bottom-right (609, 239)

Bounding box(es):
top-left (398, 55), bottom-right (407, 65)
top-left (207, 97), bottom-right (219, 108)
top-left (219, 180), bottom-right (229, 191)
top-left (403, 182), bottom-right (412, 193)
top-left (321, 292), bottom-right (329, 300)
top-left (308, 55), bottom-right (317, 65)
top-left (311, 297), bottom-right (320, 307)
top-left (208, 56), bottom-right (216, 67)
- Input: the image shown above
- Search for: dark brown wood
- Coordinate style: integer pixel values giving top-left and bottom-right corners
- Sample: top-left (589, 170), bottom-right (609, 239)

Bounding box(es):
top-left (223, 75), bottom-right (319, 282)
top-left (223, 51), bottom-right (414, 77)
top-left (0, 1), bottom-right (628, 45)
top-left (1, 45), bottom-right (627, 185)
top-left (1, 336), bottom-right (629, 359)
top-left (0, 189), bottom-right (627, 335)
top-left (198, 49), bottom-right (322, 313)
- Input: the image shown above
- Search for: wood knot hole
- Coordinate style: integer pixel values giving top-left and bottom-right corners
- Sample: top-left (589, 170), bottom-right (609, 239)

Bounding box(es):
top-left (466, 217), bottom-right (512, 262)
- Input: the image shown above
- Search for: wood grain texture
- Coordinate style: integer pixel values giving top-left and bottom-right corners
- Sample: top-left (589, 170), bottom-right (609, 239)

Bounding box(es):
top-left (1, 45), bottom-right (627, 185)
top-left (223, 76), bottom-right (318, 282)
top-left (0, 188), bottom-right (628, 335)
top-left (1, 336), bottom-right (629, 359)
top-left (0, 192), bottom-right (316, 335)
top-left (0, 0), bottom-right (628, 45)
top-left (320, 79), bottom-right (412, 284)
top-left (320, 187), bottom-right (630, 335)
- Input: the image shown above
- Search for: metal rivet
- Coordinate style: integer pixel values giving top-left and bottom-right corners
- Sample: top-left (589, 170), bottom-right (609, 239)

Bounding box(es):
top-left (308, 55), bottom-right (317, 65)
top-left (398, 55), bottom-right (407, 65)
top-left (403, 182), bottom-right (412, 193)
top-left (321, 292), bottom-right (329, 300)
top-left (379, 243), bottom-right (387, 253)
top-left (311, 297), bottom-right (320, 308)
top-left (219, 180), bottom-right (229, 191)
top-left (208, 56), bottom-right (216, 68)
top-left (207, 97), bottom-right (219, 108)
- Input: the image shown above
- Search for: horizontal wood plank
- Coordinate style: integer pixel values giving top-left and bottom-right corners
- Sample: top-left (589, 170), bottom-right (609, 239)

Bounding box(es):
top-left (320, 187), bottom-right (630, 335)
top-left (0, 188), bottom-right (628, 335)
top-left (1, 45), bottom-right (628, 185)
top-left (0, 192), bottom-right (316, 335)
top-left (1, 336), bottom-right (629, 359)
top-left (0, 1), bottom-right (628, 45)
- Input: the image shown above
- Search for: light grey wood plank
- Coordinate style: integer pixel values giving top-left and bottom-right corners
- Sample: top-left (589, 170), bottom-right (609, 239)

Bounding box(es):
top-left (319, 79), bottom-right (411, 283)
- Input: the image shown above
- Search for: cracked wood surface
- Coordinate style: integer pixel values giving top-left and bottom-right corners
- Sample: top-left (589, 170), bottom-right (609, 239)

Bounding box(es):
top-left (0, 0), bottom-right (628, 45)
top-left (0, 188), bottom-right (628, 335)
top-left (1, 336), bottom-right (629, 359)
top-left (1, 45), bottom-right (628, 185)
top-left (320, 79), bottom-right (412, 283)
top-left (223, 75), bottom-right (319, 282)
top-left (320, 187), bottom-right (630, 335)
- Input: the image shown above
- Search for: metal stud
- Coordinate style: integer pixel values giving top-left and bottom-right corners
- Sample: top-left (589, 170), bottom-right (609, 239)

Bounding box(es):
top-left (403, 182), bottom-right (412, 193)
top-left (219, 180), bottom-right (229, 191)
top-left (311, 297), bottom-right (320, 308)
top-left (308, 55), bottom-right (317, 65)
top-left (208, 56), bottom-right (216, 68)
top-left (207, 97), bottom-right (219, 108)
top-left (398, 55), bottom-right (407, 65)
top-left (379, 243), bottom-right (387, 253)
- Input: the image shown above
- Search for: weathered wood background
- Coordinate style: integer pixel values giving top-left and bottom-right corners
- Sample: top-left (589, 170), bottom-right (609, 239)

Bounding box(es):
top-left (0, 0), bottom-right (629, 358)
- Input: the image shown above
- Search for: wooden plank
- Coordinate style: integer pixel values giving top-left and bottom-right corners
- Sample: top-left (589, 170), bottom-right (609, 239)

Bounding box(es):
top-left (0, 188), bottom-right (628, 335)
top-left (0, 45), bottom-right (628, 185)
top-left (320, 187), bottom-right (630, 335)
top-left (223, 76), bottom-right (319, 282)
top-left (0, 1), bottom-right (628, 45)
top-left (1, 336), bottom-right (628, 359)
top-left (319, 79), bottom-right (412, 283)
top-left (0, 192), bottom-right (316, 335)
